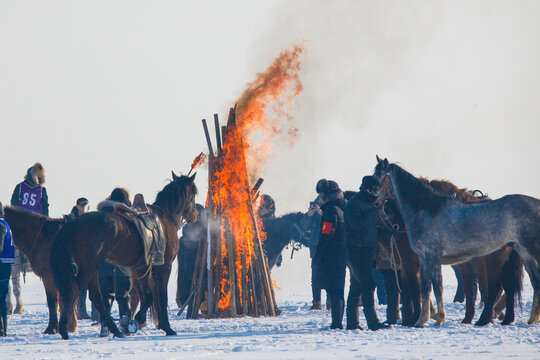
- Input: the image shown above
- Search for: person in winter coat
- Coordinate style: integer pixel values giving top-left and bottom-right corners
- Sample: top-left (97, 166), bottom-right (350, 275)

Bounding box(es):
top-left (64, 197), bottom-right (92, 320)
top-left (312, 179), bottom-right (347, 329)
top-left (8, 162), bottom-right (49, 315)
top-left (344, 175), bottom-right (390, 331)
top-left (176, 204), bottom-right (206, 309)
top-left (0, 202), bottom-right (15, 336)
top-left (96, 188), bottom-right (133, 336)
top-left (300, 197), bottom-right (325, 310)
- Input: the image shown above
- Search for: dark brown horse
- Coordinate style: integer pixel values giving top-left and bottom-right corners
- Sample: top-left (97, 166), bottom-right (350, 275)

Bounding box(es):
top-left (51, 172), bottom-right (197, 339)
top-left (3, 207), bottom-right (76, 334)
top-left (377, 177), bottom-right (522, 326)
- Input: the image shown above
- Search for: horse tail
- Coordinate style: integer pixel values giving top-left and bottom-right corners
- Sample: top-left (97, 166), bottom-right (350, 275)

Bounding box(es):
top-left (50, 221), bottom-right (79, 336)
top-left (502, 248), bottom-right (524, 307)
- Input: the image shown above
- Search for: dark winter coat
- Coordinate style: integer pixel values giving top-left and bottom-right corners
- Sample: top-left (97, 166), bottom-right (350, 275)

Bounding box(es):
top-left (344, 190), bottom-right (379, 249)
top-left (312, 198), bottom-right (346, 291)
top-left (11, 180), bottom-right (49, 216)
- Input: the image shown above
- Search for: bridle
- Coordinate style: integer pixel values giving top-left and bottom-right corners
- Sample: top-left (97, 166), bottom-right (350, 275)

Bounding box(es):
top-left (375, 171), bottom-right (393, 206)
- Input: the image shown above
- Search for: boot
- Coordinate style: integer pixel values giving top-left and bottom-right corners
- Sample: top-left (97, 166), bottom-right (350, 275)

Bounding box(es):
top-left (309, 300), bottom-right (322, 310)
top-left (364, 306), bottom-right (391, 331)
top-left (346, 303), bottom-right (363, 330)
top-left (329, 298), bottom-right (344, 330)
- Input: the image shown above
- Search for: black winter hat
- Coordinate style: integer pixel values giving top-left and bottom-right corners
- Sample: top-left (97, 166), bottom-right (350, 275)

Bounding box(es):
top-left (316, 179), bottom-right (341, 195)
top-left (360, 176), bottom-right (380, 191)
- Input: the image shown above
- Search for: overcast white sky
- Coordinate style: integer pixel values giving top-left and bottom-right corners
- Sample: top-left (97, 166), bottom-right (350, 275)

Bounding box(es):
top-left (1, 0), bottom-right (539, 218)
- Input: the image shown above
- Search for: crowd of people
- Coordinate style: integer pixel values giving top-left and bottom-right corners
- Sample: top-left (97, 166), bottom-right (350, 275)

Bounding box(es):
top-left (0, 162), bottom-right (473, 337)
top-left (0, 163), bottom-right (135, 337)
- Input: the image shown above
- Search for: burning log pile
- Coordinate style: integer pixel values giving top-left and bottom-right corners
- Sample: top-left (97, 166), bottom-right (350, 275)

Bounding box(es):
top-left (186, 106), bottom-right (277, 318)
top-left (185, 44), bottom-right (304, 318)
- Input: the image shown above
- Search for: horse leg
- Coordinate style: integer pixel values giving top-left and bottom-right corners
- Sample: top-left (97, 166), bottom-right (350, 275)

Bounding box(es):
top-left (57, 278), bottom-right (78, 340)
top-left (475, 255), bottom-right (505, 326)
top-left (526, 264), bottom-right (540, 324)
top-left (42, 277), bottom-right (59, 334)
top-left (415, 257), bottom-right (433, 327)
top-left (134, 278), bottom-right (153, 328)
top-left (87, 273), bottom-right (123, 338)
top-left (494, 293), bottom-right (506, 320)
top-left (151, 267), bottom-right (176, 336)
top-left (456, 263), bottom-right (476, 324)
top-left (431, 261), bottom-right (446, 326)
top-left (399, 270), bottom-right (414, 326)
top-left (129, 286), bottom-right (140, 320)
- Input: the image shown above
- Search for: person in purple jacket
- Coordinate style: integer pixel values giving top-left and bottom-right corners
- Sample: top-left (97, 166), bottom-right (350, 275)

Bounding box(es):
top-left (0, 202), bottom-right (15, 336)
top-left (8, 162), bottom-right (49, 314)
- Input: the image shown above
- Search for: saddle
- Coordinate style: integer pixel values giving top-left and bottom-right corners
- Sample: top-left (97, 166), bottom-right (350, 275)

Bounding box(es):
top-left (111, 194), bottom-right (166, 266)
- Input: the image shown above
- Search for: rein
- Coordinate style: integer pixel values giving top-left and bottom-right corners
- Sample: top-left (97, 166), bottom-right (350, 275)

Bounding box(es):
top-left (27, 218), bottom-right (46, 258)
top-left (376, 176), bottom-right (405, 293)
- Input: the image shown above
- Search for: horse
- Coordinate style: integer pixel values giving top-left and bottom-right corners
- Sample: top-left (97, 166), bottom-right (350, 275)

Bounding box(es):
top-left (51, 172), bottom-right (197, 339)
top-left (3, 207), bottom-right (76, 334)
top-left (378, 178), bottom-right (523, 326)
top-left (373, 156), bottom-right (540, 327)
top-left (426, 179), bottom-right (523, 325)
top-left (262, 212), bottom-right (309, 269)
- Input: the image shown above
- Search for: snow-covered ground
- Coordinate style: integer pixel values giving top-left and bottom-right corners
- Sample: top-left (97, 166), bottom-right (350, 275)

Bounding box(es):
top-left (2, 250), bottom-right (539, 359)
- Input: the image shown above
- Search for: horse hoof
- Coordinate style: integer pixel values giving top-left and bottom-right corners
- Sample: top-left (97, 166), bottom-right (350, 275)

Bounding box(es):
top-left (113, 332), bottom-right (125, 339)
top-left (474, 320), bottom-right (490, 326)
top-left (461, 319), bottom-right (472, 325)
top-left (165, 329), bottom-right (177, 336)
top-left (60, 333), bottom-right (70, 340)
top-left (44, 327), bottom-right (58, 335)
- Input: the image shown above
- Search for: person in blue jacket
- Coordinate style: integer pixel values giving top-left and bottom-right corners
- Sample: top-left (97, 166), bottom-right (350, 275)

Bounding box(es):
top-left (0, 202), bottom-right (15, 336)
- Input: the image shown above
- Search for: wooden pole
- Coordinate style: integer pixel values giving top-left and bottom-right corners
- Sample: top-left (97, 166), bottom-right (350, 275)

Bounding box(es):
top-left (202, 119), bottom-right (214, 157)
top-left (214, 114), bottom-right (222, 154)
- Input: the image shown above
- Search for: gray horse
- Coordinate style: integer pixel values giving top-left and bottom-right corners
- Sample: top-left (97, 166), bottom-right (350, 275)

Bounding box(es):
top-left (373, 156), bottom-right (540, 327)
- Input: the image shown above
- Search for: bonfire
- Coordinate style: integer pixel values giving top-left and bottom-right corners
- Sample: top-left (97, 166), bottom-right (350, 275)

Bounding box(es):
top-left (186, 45), bottom-right (305, 318)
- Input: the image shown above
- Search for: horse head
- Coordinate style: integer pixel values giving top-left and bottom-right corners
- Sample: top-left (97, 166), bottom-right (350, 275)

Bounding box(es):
top-left (155, 171), bottom-right (198, 225)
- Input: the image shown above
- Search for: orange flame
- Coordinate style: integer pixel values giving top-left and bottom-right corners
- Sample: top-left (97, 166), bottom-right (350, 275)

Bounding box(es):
top-left (212, 44), bottom-right (305, 312)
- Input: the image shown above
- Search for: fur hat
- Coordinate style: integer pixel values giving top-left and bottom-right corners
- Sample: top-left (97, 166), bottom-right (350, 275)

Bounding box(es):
top-left (25, 162), bottom-right (45, 186)
top-left (108, 187), bottom-right (131, 207)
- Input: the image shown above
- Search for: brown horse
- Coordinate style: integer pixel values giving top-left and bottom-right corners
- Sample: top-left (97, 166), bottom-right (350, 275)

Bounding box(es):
top-left (377, 178), bottom-right (522, 326)
top-left (3, 207), bottom-right (76, 334)
top-left (51, 172), bottom-right (197, 340)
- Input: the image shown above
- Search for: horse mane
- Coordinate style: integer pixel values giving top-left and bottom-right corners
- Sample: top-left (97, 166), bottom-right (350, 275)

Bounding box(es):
top-left (153, 175), bottom-right (197, 217)
top-left (389, 163), bottom-right (451, 214)
top-left (4, 206), bottom-right (63, 224)
top-left (426, 179), bottom-right (490, 204)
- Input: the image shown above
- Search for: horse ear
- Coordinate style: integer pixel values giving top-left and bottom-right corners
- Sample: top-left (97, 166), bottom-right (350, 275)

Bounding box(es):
top-left (189, 172), bottom-right (197, 184)
top-left (376, 155), bottom-right (382, 163)
top-left (383, 158), bottom-right (389, 167)
top-left (171, 171), bottom-right (179, 180)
